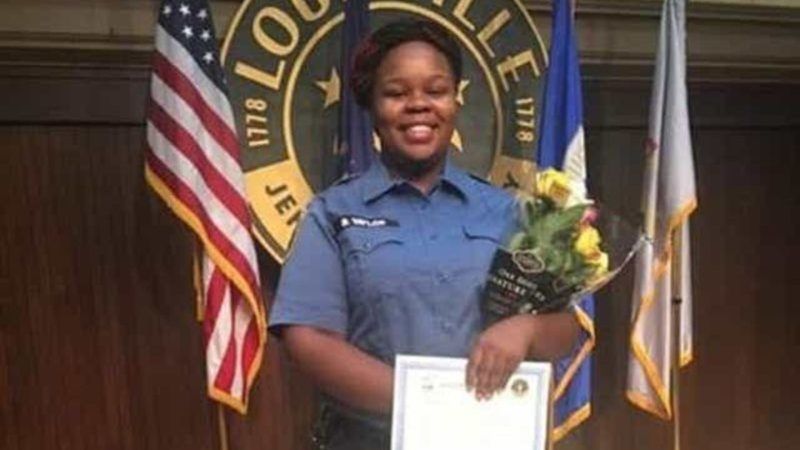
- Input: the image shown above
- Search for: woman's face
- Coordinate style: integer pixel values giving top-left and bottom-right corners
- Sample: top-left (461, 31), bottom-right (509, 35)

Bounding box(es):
top-left (371, 41), bottom-right (458, 169)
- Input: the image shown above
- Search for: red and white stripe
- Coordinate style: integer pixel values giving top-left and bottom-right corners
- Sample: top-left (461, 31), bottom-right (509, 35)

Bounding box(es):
top-left (145, 21), bottom-right (265, 413)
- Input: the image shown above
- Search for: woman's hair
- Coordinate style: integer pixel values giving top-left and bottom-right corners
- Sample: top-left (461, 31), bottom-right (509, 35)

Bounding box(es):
top-left (350, 19), bottom-right (463, 108)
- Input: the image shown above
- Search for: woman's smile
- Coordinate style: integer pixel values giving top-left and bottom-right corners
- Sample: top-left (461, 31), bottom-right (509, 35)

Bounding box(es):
top-left (401, 122), bottom-right (436, 143)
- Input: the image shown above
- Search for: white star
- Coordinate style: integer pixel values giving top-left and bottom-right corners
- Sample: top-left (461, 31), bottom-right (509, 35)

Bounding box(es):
top-left (203, 52), bottom-right (214, 64)
top-left (182, 26), bottom-right (193, 39)
top-left (179, 3), bottom-right (190, 16)
top-left (200, 29), bottom-right (211, 41)
top-left (197, 9), bottom-right (208, 20)
top-left (162, 5), bottom-right (172, 16)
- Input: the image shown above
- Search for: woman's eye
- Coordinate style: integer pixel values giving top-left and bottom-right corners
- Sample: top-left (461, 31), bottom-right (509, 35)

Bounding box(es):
top-left (427, 85), bottom-right (452, 96)
top-left (381, 86), bottom-right (405, 97)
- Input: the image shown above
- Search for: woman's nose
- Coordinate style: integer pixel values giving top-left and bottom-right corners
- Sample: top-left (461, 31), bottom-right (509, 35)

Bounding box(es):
top-left (404, 91), bottom-right (430, 111)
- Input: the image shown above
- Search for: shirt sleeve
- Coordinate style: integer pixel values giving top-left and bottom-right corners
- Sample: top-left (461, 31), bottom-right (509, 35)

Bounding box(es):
top-left (268, 198), bottom-right (348, 335)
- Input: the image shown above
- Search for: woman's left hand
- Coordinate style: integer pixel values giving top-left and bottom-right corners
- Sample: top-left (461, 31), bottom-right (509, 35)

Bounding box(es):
top-left (466, 315), bottom-right (538, 400)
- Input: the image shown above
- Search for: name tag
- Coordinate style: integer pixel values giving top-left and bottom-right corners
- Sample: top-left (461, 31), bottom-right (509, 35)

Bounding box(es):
top-left (334, 215), bottom-right (399, 232)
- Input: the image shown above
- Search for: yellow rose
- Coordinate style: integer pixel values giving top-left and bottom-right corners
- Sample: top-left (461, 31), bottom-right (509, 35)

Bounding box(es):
top-left (535, 168), bottom-right (572, 206)
top-left (574, 226), bottom-right (602, 258)
top-left (587, 251), bottom-right (609, 280)
top-left (574, 225), bottom-right (608, 281)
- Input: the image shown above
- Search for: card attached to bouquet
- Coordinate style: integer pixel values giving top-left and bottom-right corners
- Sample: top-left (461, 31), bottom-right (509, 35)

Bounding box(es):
top-left (482, 248), bottom-right (576, 324)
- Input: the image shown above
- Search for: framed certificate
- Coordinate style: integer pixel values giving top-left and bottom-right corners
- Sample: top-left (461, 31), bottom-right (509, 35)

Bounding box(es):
top-left (391, 355), bottom-right (552, 450)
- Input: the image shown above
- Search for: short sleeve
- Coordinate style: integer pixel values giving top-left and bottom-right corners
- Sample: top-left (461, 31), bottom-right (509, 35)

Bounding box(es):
top-left (268, 198), bottom-right (348, 335)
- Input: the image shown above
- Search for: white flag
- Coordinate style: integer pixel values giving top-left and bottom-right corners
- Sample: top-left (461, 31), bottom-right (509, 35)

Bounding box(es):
top-left (626, 0), bottom-right (697, 420)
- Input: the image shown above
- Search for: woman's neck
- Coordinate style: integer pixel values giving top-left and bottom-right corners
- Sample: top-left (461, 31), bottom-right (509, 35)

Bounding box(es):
top-left (380, 151), bottom-right (447, 195)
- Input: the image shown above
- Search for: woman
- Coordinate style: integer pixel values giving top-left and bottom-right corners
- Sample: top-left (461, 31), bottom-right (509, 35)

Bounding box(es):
top-left (269, 19), bottom-right (579, 449)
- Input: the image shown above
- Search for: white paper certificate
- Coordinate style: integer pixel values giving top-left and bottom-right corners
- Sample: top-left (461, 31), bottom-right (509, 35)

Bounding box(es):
top-left (391, 355), bottom-right (551, 450)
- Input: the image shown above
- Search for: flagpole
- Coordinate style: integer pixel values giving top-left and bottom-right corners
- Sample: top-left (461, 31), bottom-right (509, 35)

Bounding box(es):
top-left (670, 227), bottom-right (683, 450)
top-left (217, 404), bottom-right (230, 450)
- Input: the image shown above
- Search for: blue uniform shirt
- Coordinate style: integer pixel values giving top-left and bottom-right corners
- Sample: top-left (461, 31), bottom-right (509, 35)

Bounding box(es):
top-left (269, 158), bottom-right (517, 364)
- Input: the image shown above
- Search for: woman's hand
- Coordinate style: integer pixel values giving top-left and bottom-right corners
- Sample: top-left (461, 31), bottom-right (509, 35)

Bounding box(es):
top-left (466, 312), bottom-right (580, 399)
top-left (466, 315), bottom-right (537, 399)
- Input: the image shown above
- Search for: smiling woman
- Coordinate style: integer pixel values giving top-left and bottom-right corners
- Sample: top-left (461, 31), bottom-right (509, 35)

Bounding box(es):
top-left (267, 19), bottom-right (579, 450)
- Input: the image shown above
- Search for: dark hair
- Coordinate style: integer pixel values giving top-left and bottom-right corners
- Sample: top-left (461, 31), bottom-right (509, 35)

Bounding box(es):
top-left (350, 19), bottom-right (462, 108)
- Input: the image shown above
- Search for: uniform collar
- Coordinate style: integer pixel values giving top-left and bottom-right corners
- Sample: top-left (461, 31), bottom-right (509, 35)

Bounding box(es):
top-left (440, 157), bottom-right (473, 199)
top-left (361, 155), bottom-right (473, 203)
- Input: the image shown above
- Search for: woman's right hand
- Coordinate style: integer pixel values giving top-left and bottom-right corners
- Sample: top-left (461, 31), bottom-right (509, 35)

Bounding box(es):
top-left (466, 311), bottom-right (580, 399)
top-left (466, 315), bottom-right (537, 399)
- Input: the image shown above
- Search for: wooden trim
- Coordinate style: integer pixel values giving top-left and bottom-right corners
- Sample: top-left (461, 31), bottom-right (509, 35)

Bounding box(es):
top-left (0, 1), bottom-right (798, 85)
top-left (525, 0), bottom-right (800, 23)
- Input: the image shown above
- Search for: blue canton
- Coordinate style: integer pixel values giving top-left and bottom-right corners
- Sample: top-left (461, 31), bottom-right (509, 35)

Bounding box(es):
top-left (158, 0), bottom-right (226, 90)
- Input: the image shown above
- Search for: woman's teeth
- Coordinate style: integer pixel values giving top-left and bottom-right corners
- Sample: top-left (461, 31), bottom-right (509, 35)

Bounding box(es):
top-left (405, 124), bottom-right (433, 139)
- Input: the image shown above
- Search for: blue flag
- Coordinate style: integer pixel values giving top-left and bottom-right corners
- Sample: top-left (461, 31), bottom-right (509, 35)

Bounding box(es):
top-left (536, 0), bottom-right (596, 441)
top-left (338, 0), bottom-right (374, 176)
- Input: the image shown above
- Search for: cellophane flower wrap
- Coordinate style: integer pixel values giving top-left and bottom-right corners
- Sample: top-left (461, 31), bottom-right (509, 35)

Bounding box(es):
top-left (482, 169), bottom-right (639, 325)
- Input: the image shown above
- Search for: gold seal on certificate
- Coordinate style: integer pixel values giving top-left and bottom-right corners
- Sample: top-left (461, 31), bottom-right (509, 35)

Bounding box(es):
top-left (392, 355), bottom-right (552, 450)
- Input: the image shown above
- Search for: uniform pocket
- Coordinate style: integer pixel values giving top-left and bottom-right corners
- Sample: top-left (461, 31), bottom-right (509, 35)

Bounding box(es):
top-left (461, 222), bottom-right (505, 271)
top-left (337, 228), bottom-right (405, 362)
top-left (453, 221), bottom-right (508, 310)
top-left (339, 228), bottom-right (405, 290)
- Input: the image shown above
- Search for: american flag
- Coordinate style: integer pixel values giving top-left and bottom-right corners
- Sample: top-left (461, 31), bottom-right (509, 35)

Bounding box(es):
top-left (144, 0), bottom-right (266, 414)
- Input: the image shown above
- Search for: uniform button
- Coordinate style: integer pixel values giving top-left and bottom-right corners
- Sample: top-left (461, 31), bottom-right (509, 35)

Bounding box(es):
top-left (362, 241), bottom-right (372, 250)
top-left (441, 321), bottom-right (454, 333)
top-left (429, 233), bottom-right (438, 241)
top-left (436, 272), bottom-right (448, 282)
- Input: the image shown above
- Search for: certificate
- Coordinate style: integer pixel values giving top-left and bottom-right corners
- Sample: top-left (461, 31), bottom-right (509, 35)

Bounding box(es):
top-left (391, 355), bottom-right (552, 450)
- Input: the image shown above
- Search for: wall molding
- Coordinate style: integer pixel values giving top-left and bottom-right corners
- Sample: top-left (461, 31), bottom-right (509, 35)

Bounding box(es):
top-left (0, 0), bottom-right (798, 85)
top-left (528, 0), bottom-right (800, 23)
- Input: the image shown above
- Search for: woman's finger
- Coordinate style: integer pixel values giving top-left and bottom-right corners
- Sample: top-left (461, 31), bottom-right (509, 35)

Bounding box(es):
top-left (485, 352), bottom-right (508, 395)
top-left (466, 344), bottom-right (484, 393)
top-left (476, 347), bottom-right (501, 399)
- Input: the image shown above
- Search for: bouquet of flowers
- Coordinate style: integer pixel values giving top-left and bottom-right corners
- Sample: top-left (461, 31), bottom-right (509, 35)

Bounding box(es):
top-left (482, 169), bottom-right (641, 325)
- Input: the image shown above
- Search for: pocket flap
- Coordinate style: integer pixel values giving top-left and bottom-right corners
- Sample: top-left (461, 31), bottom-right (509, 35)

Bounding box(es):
top-left (462, 221), bottom-right (505, 243)
top-left (341, 228), bottom-right (403, 254)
